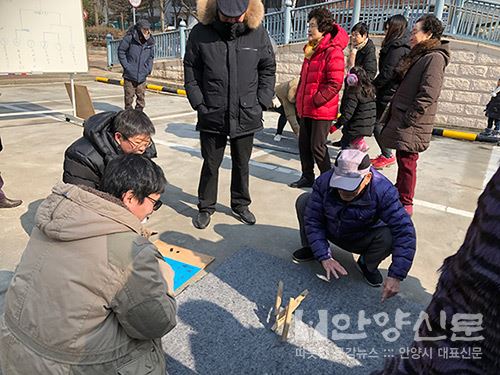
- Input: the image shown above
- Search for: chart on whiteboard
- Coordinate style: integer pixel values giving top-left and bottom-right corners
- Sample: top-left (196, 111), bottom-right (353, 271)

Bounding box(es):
top-left (0, 0), bottom-right (89, 74)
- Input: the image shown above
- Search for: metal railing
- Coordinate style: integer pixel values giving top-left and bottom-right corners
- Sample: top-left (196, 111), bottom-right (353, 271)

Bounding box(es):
top-left (290, 0), bottom-right (351, 42)
top-left (106, 0), bottom-right (500, 65)
top-left (445, 0), bottom-right (500, 45)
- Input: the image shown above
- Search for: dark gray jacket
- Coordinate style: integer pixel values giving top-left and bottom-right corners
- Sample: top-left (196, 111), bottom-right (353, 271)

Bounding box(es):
top-left (118, 25), bottom-right (155, 83)
top-left (183, 0), bottom-right (276, 138)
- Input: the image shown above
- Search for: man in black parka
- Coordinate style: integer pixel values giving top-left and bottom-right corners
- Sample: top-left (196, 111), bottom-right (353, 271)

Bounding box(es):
top-left (63, 109), bottom-right (157, 189)
top-left (184, 0), bottom-right (276, 229)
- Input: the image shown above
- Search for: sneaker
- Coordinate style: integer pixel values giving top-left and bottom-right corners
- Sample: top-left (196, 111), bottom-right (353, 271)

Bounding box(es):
top-left (480, 128), bottom-right (493, 136)
top-left (292, 247), bottom-right (315, 263)
top-left (193, 211), bottom-right (211, 229)
top-left (371, 154), bottom-right (396, 170)
top-left (289, 176), bottom-right (314, 188)
top-left (493, 130), bottom-right (500, 137)
top-left (274, 134), bottom-right (282, 142)
top-left (232, 207), bottom-right (256, 225)
top-left (356, 256), bottom-right (383, 287)
top-left (0, 197), bottom-right (22, 209)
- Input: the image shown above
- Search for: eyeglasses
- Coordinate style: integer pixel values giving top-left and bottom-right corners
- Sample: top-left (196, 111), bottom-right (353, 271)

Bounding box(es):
top-left (124, 137), bottom-right (153, 150)
top-left (146, 196), bottom-right (163, 211)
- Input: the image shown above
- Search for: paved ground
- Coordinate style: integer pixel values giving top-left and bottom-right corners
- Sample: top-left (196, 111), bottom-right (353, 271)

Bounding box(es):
top-left (0, 79), bottom-right (499, 372)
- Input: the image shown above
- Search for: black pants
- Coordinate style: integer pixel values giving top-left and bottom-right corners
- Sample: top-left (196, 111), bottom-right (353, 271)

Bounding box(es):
top-left (296, 192), bottom-right (393, 272)
top-left (198, 131), bottom-right (253, 214)
top-left (276, 106), bottom-right (287, 135)
top-left (375, 101), bottom-right (392, 158)
top-left (487, 117), bottom-right (500, 130)
top-left (298, 117), bottom-right (332, 181)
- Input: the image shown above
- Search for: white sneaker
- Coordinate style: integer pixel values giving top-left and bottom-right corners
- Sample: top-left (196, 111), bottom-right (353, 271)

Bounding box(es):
top-left (274, 134), bottom-right (282, 142)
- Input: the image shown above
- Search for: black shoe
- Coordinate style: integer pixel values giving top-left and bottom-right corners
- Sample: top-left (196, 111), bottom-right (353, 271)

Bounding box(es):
top-left (232, 208), bottom-right (256, 225)
top-left (292, 247), bottom-right (315, 263)
top-left (356, 256), bottom-right (383, 287)
top-left (193, 211), bottom-right (211, 229)
top-left (0, 197), bottom-right (22, 209)
top-left (289, 177), bottom-right (314, 188)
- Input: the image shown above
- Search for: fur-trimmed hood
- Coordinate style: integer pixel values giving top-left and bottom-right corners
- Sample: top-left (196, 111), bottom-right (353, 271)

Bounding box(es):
top-left (197, 0), bottom-right (264, 29)
top-left (394, 38), bottom-right (450, 81)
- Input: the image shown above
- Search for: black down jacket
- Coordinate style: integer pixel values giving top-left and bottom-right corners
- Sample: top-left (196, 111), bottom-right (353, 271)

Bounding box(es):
top-left (183, 0), bottom-right (276, 138)
top-left (355, 39), bottom-right (377, 81)
top-left (373, 35), bottom-right (411, 109)
top-left (486, 94), bottom-right (500, 120)
top-left (337, 88), bottom-right (377, 138)
top-left (63, 112), bottom-right (157, 188)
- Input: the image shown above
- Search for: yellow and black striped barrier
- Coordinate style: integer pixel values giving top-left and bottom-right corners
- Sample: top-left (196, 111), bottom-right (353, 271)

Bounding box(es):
top-left (95, 77), bottom-right (186, 96)
top-left (433, 128), bottom-right (499, 144)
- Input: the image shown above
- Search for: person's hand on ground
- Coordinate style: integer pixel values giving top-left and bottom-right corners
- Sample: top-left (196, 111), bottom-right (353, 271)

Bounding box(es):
top-left (158, 258), bottom-right (175, 297)
top-left (381, 277), bottom-right (400, 302)
top-left (321, 258), bottom-right (348, 281)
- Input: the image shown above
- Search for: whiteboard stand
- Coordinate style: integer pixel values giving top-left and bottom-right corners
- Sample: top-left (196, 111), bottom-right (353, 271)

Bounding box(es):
top-left (65, 73), bottom-right (84, 126)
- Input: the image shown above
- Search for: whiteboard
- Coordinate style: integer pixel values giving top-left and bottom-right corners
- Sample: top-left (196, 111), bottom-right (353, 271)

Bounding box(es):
top-left (0, 0), bottom-right (88, 73)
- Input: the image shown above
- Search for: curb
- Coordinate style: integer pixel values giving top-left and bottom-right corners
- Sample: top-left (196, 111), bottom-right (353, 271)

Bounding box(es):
top-left (432, 128), bottom-right (499, 144)
top-left (95, 77), bottom-right (186, 96)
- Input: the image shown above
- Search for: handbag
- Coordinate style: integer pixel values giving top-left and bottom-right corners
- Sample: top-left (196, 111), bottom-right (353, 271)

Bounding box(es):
top-left (377, 101), bottom-right (392, 129)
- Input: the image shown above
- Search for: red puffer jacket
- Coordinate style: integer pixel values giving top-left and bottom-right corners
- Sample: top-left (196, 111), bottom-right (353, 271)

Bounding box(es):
top-left (296, 24), bottom-right (349, 121)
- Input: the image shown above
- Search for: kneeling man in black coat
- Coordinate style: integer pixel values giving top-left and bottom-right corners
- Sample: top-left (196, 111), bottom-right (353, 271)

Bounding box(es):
top-left (63, 109), bottom-right (157, 189)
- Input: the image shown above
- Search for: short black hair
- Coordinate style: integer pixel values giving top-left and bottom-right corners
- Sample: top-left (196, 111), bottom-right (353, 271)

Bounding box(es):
top-left (308, 8), bottom-right (335, 34)
top-left (100, 154), bottom-right (166, 203)
top-left (416, 14), bottom-right (444, 40)
top-left (351, 22), bottom-right (369, 37)
top-left (112, 109), bottom-right (155, 139)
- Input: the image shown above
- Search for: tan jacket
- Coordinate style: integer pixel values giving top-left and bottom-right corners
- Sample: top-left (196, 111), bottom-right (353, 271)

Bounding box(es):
top-left (0, 183), bottom-right (176, 374)
top-left (275, 77), bottom-right (300, 135)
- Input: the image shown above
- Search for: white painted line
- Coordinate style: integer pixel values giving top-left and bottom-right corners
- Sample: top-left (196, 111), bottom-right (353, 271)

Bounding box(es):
top-left (18, 94), bottom-right (124, 105)
top-left (150, 111), bottom-right (196, 121)
top-left (483, 145), bottom-right (500, 188)
top-left (156, 139), bottom-right (475, 218)
top-left (0, 108), bottom-right (72, 118)
top-left (413, 199), bottom-right (474, 219)
top-left (251, 148), bottom-right (274, 159)
top-left (0, 109), bottom-right (70, 117)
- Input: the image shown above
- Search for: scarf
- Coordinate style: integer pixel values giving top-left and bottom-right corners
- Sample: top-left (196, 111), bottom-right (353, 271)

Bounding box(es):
top-left (394, 38), bottom-right (442, 82)
top-left (304, 37), bottom-right (323, 60)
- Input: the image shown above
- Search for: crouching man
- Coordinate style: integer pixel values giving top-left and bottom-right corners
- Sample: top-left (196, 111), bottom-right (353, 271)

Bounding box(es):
top-left (0, 154), bottom-right (176, 374)
top-left (293, 149), bottom-right (416, 301)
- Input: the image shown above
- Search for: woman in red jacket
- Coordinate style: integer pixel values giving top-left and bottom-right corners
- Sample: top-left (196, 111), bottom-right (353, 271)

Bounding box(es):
top-left (289, 8), bottom-right (349, 188)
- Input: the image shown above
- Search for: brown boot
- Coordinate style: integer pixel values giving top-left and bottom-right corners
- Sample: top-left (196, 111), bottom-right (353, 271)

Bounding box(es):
top-left (0, 197), bottom-right (22, 209)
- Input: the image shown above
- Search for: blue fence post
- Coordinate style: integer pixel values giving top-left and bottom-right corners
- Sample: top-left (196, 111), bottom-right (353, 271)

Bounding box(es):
top-left (284, 0), bottom-right (292, 45)
top-left (179, 20), bottom-right (187, 59)
top-left (352, 0), bottom-right (361, 28)
top-left (450, 0), bottom-right (464, 34)
top-left (434, 0), bottom-right (445, 20)
top-left (106, 33), bottom-right (113, 67)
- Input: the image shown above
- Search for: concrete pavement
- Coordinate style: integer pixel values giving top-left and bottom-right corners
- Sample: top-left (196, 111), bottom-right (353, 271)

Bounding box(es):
top-left (1, 79), bottom-right (498, 303)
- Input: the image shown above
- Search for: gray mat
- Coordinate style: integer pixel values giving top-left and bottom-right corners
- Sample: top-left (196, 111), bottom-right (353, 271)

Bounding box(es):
top-left (163, 249), bottom-right (426, 374)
